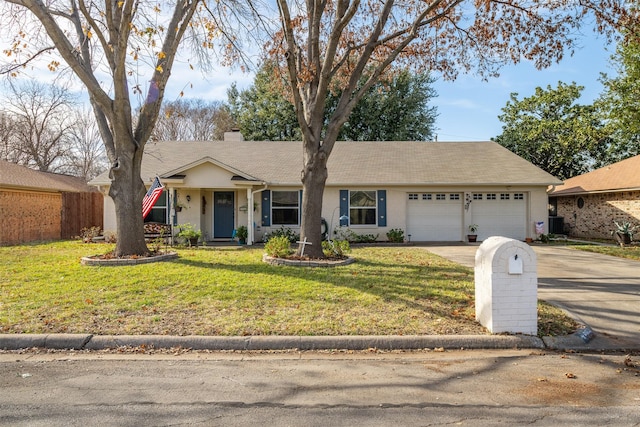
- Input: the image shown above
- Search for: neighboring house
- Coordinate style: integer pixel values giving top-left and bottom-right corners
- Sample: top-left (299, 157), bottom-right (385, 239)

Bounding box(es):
top-left (0, 160), bottom-right (103, 245)
top-left (549, 154), bottom-right (640, 239)
top-left (89, 138), bottom-right (560, 244)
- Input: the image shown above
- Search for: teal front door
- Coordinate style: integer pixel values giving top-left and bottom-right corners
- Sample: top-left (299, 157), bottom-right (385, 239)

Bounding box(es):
top-left (213, 191), bottom-right (235, 238)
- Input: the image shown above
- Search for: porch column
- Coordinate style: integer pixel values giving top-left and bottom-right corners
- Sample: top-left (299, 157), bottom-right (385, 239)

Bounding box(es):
top-left (168, 187), bottom-right (176, 228)
top-left (247, 188), bottom-right (254, 245)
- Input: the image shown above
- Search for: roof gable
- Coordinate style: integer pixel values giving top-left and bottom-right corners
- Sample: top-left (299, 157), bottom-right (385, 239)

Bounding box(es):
top-left (551, 155), bottom-right (640, 196)
top-left (160, 156), bottom-right (261, 182)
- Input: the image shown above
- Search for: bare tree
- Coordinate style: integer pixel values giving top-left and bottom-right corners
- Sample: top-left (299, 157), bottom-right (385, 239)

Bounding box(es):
top-left (152, 98), bottom-right (235, 141)
top-left (62, 108), bottom-right (109, 180)
top-left (269, 0), bottom-right (631, 258)
top-left (0, 111), bottom-right (18, 163)
top-left (1, 0), bottom-right (246, 256)
top-left (1, 80), bottom-right (75, 173)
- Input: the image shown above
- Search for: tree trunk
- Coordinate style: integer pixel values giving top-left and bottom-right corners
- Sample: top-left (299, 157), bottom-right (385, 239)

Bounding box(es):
top-left (108, 141), bottom-right (149, 257)
top-left (297, 148), bottom-right (328, 259)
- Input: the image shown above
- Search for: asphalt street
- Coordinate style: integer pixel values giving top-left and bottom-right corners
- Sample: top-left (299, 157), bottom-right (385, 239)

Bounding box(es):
top-left (1, 349), bottom-right (640, 426)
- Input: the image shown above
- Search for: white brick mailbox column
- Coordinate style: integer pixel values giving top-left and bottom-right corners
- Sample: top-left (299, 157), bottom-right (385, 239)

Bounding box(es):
top-left (475, 236), bottom-right (538, 335)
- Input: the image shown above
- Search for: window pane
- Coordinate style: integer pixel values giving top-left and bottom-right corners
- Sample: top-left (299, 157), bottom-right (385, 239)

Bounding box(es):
top-left (350, 208), bottom-right (376, 225)
top-left (155, 191), bottom-right (167, 206)
top-left (272, 191), bottom-right (299, 225)
top-left (273, 208), bottom-right (299, 225)
top-left (350, 190), bottom-right (376, 207)
top-left (145, 208), bottom-right (167, 223)
top-left (273, 191), bottom-right (299, 207)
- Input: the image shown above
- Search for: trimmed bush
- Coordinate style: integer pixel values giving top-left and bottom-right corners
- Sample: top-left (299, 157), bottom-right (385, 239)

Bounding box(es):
top-left (322, 239), bottom-right (351, 257)
top-left (264, 235), bottom-right (293, 258)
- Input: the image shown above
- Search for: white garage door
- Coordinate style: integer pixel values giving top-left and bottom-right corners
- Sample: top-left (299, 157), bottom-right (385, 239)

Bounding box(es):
top-left (406, 193), bottom-right (463, 241)
top-left (470, 192), bottom-right (527, 241)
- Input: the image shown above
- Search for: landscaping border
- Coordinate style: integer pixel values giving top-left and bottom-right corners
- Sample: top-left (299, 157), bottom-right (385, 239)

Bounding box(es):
top-left (262, 254), bottom-right (355, 267)
top-left (81, 252), bottom-right (178, 266)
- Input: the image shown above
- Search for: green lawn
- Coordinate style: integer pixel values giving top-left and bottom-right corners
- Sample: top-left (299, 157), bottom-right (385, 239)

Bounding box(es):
top-left (572, 244), bottom-right (640, 261)
top-left (0, 241), bottom-right (574, 337)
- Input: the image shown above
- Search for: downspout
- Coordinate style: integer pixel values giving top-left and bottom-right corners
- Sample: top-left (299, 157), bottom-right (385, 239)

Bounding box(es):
top-left (248, 183), bottom-right (268, 245)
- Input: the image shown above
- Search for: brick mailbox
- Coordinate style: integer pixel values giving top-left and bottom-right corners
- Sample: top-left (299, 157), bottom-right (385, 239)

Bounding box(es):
top-left (474, 236), bottom-right (538, 335)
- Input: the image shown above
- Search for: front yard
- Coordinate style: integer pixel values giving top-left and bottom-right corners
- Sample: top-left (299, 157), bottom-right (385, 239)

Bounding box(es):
top-left (571, 244), bottom-right (640, 261)
top-left (0, 241), bottom-right (575, 337)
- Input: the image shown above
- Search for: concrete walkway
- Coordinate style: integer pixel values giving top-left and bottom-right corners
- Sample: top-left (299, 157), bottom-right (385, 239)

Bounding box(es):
top-left (422, 243), bottom-right (640, 351)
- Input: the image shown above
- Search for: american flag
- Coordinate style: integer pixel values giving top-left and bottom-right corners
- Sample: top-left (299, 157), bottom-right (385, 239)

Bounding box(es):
top-left (142, 176), bottom-right (164, 219)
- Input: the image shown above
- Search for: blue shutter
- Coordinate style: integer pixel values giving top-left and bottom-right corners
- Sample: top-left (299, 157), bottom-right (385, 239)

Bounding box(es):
top-left (299, 189), bottom-right (303, 225)
top-left (339, 190), bottom-right (349, 226)
top-left (377, 190), bottom-right (387, 227)
top-left (172, 189), bottom-right (178, 226)
top-left (262, 190), bottom-right (271, 226)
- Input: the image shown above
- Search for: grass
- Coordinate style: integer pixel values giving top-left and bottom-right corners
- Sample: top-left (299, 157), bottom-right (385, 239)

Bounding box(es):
top-left (571, 244), bottom-right (640, 261)
top-left (0, 241), bottom-right (575, 337)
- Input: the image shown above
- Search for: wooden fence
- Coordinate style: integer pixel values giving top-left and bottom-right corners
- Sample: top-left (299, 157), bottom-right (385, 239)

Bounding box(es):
top-left (0, 189), bottom-right (103, 245)
top-left (61, 192), bottom-right (104, 239)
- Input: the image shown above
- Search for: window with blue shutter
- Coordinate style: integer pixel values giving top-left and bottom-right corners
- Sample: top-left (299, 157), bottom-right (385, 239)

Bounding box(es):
top-left (341, 189), bottom-right (387, 226)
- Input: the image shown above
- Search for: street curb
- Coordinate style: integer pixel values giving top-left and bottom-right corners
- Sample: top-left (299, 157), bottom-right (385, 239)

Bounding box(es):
top-left (0, 334), bottom-right (93, 351)
top-left (0, 334), bottom-right (544, 351)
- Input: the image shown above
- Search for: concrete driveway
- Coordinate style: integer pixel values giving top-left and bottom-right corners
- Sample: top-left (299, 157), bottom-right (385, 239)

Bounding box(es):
top-left (421, 243), bottom-right (640, 350)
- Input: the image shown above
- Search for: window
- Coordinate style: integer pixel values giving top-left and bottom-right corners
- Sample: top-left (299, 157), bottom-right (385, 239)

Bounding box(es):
top-left (473, 193), bottom-right (483, 200)
top-left (500, 193), bottom-right (510, 200)
top-left (350, 190), bottom-right (377, 225)
top-left (450, 194), bottom-right (460, 200)
top-left (486, 193), bottom-right (497, 200)
top-left (514, 193), bottom-right (524, 200)
top-left (436, 193), bottom-right (446, 200)
top-left (408, 193), bottom-right (418, 200)
top-left (272, 191), bottom-right (299, 225)
top-left (577, 197), bottom-right (585, 209)
top-left (144, 190), bottom-right (167, 223)
top-left (422, 193), bottom-right (432, 200)
top-left (548, 197), bottom-right (558, 216)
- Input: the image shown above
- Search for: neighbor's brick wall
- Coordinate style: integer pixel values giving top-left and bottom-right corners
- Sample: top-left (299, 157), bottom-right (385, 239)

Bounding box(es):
top-left (556, 191), bottom-right (640, 239)
top-left (0, 189), bottom-right (62, 245)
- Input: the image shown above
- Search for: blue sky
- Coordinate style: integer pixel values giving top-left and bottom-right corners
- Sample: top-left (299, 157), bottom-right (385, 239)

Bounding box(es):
top-left (431, 33), bottom-right (616, 142)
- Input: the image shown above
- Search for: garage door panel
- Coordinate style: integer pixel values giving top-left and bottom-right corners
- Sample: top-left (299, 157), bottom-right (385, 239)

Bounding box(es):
top-left (471, 193), bottom-right (526, 241)
top-left (407, 193), bottom-right (462, 241)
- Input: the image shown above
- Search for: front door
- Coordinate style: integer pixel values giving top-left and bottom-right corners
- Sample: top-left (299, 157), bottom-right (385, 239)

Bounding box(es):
top-left (213, 191), bottom-right (235, 238)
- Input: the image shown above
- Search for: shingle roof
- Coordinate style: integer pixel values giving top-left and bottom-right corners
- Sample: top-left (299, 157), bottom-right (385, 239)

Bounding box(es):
top-left (90, 141), bottom-right (561, 187)
top-left (0, 160), bottom-right (93, 192)
top-left (550, 155), bottom-right (640, 196)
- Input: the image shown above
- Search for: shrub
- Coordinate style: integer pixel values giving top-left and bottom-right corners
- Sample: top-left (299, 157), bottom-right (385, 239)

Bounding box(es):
top-left (334, 227), bottom-right (378, 243)
top-left (104, 231), bottom-right (117, 243)
top-left (79, 226), bottom-right (102, 243)
top-left (264, 235), bottom-right (293, 258)
top-left (263, 226), bottom-right (300, 244)
top-left (322, 239), bottom-right (350, 257)
top-left (386, 228), bottom-right (404, 243)
top-left (149, 230), bottom-right (168, 253)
